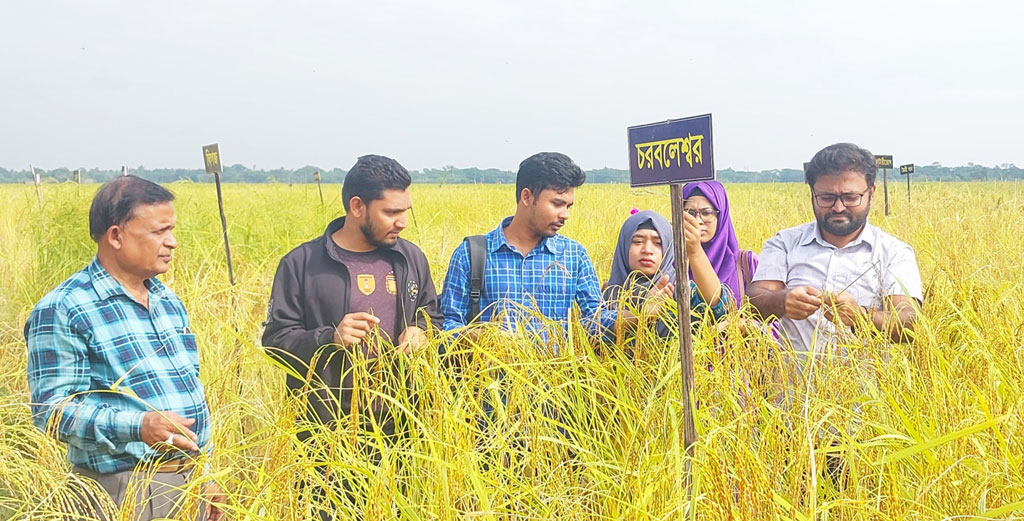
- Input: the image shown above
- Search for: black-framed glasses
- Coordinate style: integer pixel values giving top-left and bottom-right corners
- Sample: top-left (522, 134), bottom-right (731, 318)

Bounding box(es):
top-left (812, 189), bottom-right (869, 208)
top-left (684, 208), bottom-right (719, 221)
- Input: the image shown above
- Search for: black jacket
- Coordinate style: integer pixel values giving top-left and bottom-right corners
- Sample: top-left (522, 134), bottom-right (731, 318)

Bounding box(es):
top-left (261, 217), bottom-right (443, 437)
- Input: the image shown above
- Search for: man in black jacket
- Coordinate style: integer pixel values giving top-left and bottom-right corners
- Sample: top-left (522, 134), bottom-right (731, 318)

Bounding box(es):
top-left (262, 155), bottom-right (442, 444)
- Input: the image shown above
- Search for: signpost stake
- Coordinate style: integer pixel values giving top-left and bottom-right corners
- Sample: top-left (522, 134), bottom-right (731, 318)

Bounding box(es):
top-left (874, 155), bottom-right (893, 216)
top-left (214, 172), bottom-right (235, 285)
top-left (30, 164), bottom-right (42, 210)
top-left (905, 167), bottom-right (911, 202)
top-left (202, 144), bottom-right (236, 285)
top-left (627, 114), bottom-right (714, 492)
top-left (899, 164), bottom-right (915, 203)
top-left (314, 170), bottom-right (324, 203)
top-left (669, 184), bottom-right (697, 477)
top-left (883, 168), bottom-right (890, 216)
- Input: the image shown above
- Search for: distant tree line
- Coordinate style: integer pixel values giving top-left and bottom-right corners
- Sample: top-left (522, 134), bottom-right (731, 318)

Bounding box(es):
top-left (2, 163), bottom-right (1022, 184)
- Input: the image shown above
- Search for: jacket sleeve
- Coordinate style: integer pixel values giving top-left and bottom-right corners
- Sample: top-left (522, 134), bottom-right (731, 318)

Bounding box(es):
top-left (413, 249), bottom-right (444, 331)
top-left (261, 254), bottom-right (337, 375)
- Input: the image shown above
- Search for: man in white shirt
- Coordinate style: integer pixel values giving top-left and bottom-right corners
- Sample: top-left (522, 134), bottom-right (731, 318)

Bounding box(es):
top-left (748, 143), bottom-right (922, 354)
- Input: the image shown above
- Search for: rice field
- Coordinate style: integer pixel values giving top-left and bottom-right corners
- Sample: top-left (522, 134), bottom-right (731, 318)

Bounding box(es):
top-left (1, 181), bottom-right (1022, 520)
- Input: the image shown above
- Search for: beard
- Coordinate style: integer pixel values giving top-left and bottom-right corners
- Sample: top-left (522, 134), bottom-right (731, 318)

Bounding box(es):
top-left (816, 206), bottom-right (868, 237)
top-left (360, 220), bottom-right (398, 249)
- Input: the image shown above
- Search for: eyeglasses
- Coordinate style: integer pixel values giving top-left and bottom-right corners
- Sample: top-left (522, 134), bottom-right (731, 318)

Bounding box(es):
top-left (684, 208), bottom-right (719, 221)
top-left (812, 189), bottom-right (869, 208)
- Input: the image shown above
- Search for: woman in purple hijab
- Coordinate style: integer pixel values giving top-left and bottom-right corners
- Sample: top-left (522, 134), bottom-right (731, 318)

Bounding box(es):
top-left (681, 180), bottom-right (759, 305)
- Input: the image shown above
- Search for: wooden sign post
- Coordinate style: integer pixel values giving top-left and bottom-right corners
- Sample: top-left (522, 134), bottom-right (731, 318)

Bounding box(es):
top-left (627, 114), bottom-right (715, 486)
top-left (314, 170), bottom-right (323, 203)
top-left (900, 164), bottom-right (914, 202)
top-left (73, 169), bottom-right (81, 196)
top-left (30, 165), bottom-right (42, 210)
top-left (875, 155), bottom-right (893, 216)
top-left (202, 143), bottom-right (236, 285)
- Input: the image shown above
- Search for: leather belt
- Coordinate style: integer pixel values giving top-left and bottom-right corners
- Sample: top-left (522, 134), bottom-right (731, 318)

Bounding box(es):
top-left (147, 458), bottom-right (195, 474)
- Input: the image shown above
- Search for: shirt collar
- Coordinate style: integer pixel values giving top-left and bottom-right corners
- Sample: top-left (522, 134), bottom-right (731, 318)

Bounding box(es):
top-left (801, 221), bottom-right (878, 250)
top-left (88, 257), bottom-right (167, 302)
top-left (487, 216), bottom-right (560, 255)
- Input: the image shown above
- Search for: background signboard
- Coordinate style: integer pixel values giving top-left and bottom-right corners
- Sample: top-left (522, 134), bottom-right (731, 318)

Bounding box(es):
top-left (203, 143), bottom-right (223, 174)
top-left (900, 164), bottom-right (915, 175)
top-left (627, 114), bottom-right (714, 187)
top-left (875, 155), bottom-right (894, 169)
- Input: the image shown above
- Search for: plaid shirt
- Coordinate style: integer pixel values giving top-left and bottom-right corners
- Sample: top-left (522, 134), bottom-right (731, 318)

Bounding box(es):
top-left (441, 217), bottom-right (616, 337)
top-left (25, 258), bottom-right (210, 474)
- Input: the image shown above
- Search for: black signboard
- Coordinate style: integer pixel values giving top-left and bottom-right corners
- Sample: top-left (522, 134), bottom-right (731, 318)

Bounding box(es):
top-left (203, 143), bottom-right (222, 174)
top-left (627, 114), bottom-right (714, 187)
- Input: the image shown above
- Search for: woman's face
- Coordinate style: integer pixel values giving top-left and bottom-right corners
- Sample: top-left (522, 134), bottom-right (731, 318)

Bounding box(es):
top-left (683, 194), bottom-right (718, 244)
top-left (627, 228), bottom-right (664, 277)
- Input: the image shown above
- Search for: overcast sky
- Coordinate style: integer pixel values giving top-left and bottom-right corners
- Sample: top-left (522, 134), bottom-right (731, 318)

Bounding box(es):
top-left (2, 0), bottom-right (1021, 172)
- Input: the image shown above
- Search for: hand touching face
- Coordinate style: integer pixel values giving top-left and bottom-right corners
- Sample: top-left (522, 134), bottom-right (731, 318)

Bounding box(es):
top-left (682, 194), bottom-right (718, 244)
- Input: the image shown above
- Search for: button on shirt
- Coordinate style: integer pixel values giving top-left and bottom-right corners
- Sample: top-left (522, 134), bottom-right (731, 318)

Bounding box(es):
top-left (752, 221), bottom-right (923, 354)
top-left (25, 258), bottom-right (211, 474)
top-left (441, 217), bottom-right (615, 338)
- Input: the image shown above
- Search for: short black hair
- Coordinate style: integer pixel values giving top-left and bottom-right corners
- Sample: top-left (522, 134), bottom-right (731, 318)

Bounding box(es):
top-left (805, 143), bottom-right (877, 188)
top-left (341, 155), bottom-right (412, 212)
top-left (515, 152), bottom-right (586, 203)
top-left (89, 175), bottom-right (175, 242)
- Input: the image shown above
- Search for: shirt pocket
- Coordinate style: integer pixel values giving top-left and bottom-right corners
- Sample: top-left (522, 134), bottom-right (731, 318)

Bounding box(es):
top-left (180, 332), bottom-right (200, 373)
top-left (535, 263), bottom-right (573, 300)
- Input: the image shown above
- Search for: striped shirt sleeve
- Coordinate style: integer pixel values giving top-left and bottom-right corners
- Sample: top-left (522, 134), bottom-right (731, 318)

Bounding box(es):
top-left (25, 304), bottom-right (146, 451)
top-left (440, 241), bottom-right (472, 331)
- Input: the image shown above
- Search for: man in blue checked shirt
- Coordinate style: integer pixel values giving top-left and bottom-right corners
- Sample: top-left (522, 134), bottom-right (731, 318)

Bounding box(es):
top-left (440, 152), bottom-right (617, 341)
top-left (25, 176), bottom-right (224, 521)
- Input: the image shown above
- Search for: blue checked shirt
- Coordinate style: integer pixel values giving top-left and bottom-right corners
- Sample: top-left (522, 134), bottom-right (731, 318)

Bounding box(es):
top-left (441, 217), bottom-right (616, 337)
top-left (25, 258), bottom-right (211, 474)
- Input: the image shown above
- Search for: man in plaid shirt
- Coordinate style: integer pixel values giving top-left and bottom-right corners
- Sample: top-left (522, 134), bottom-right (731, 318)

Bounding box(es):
top-left (25, 176), bottom-right (223, 520)
top-left (440, 152), bottom-right (617, 341)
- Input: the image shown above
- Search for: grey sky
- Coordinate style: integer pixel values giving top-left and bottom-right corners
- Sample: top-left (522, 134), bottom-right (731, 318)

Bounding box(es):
top-left (2, 0), bottom-right (1021, 172)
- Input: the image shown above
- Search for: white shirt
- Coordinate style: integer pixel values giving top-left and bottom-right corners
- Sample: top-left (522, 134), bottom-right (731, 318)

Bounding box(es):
top-left (753, 221), bottom-right (923, 354)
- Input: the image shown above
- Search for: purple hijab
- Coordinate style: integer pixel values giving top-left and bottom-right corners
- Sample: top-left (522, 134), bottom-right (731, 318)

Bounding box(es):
top-left (682, 180), bottom-right (741, 300)
top-left (606, 210), bottom-right (676, 296)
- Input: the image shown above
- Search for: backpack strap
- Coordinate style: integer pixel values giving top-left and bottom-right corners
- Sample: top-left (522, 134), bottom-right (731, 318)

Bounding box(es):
top-left (465, 235), bottom-right (487, 322)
